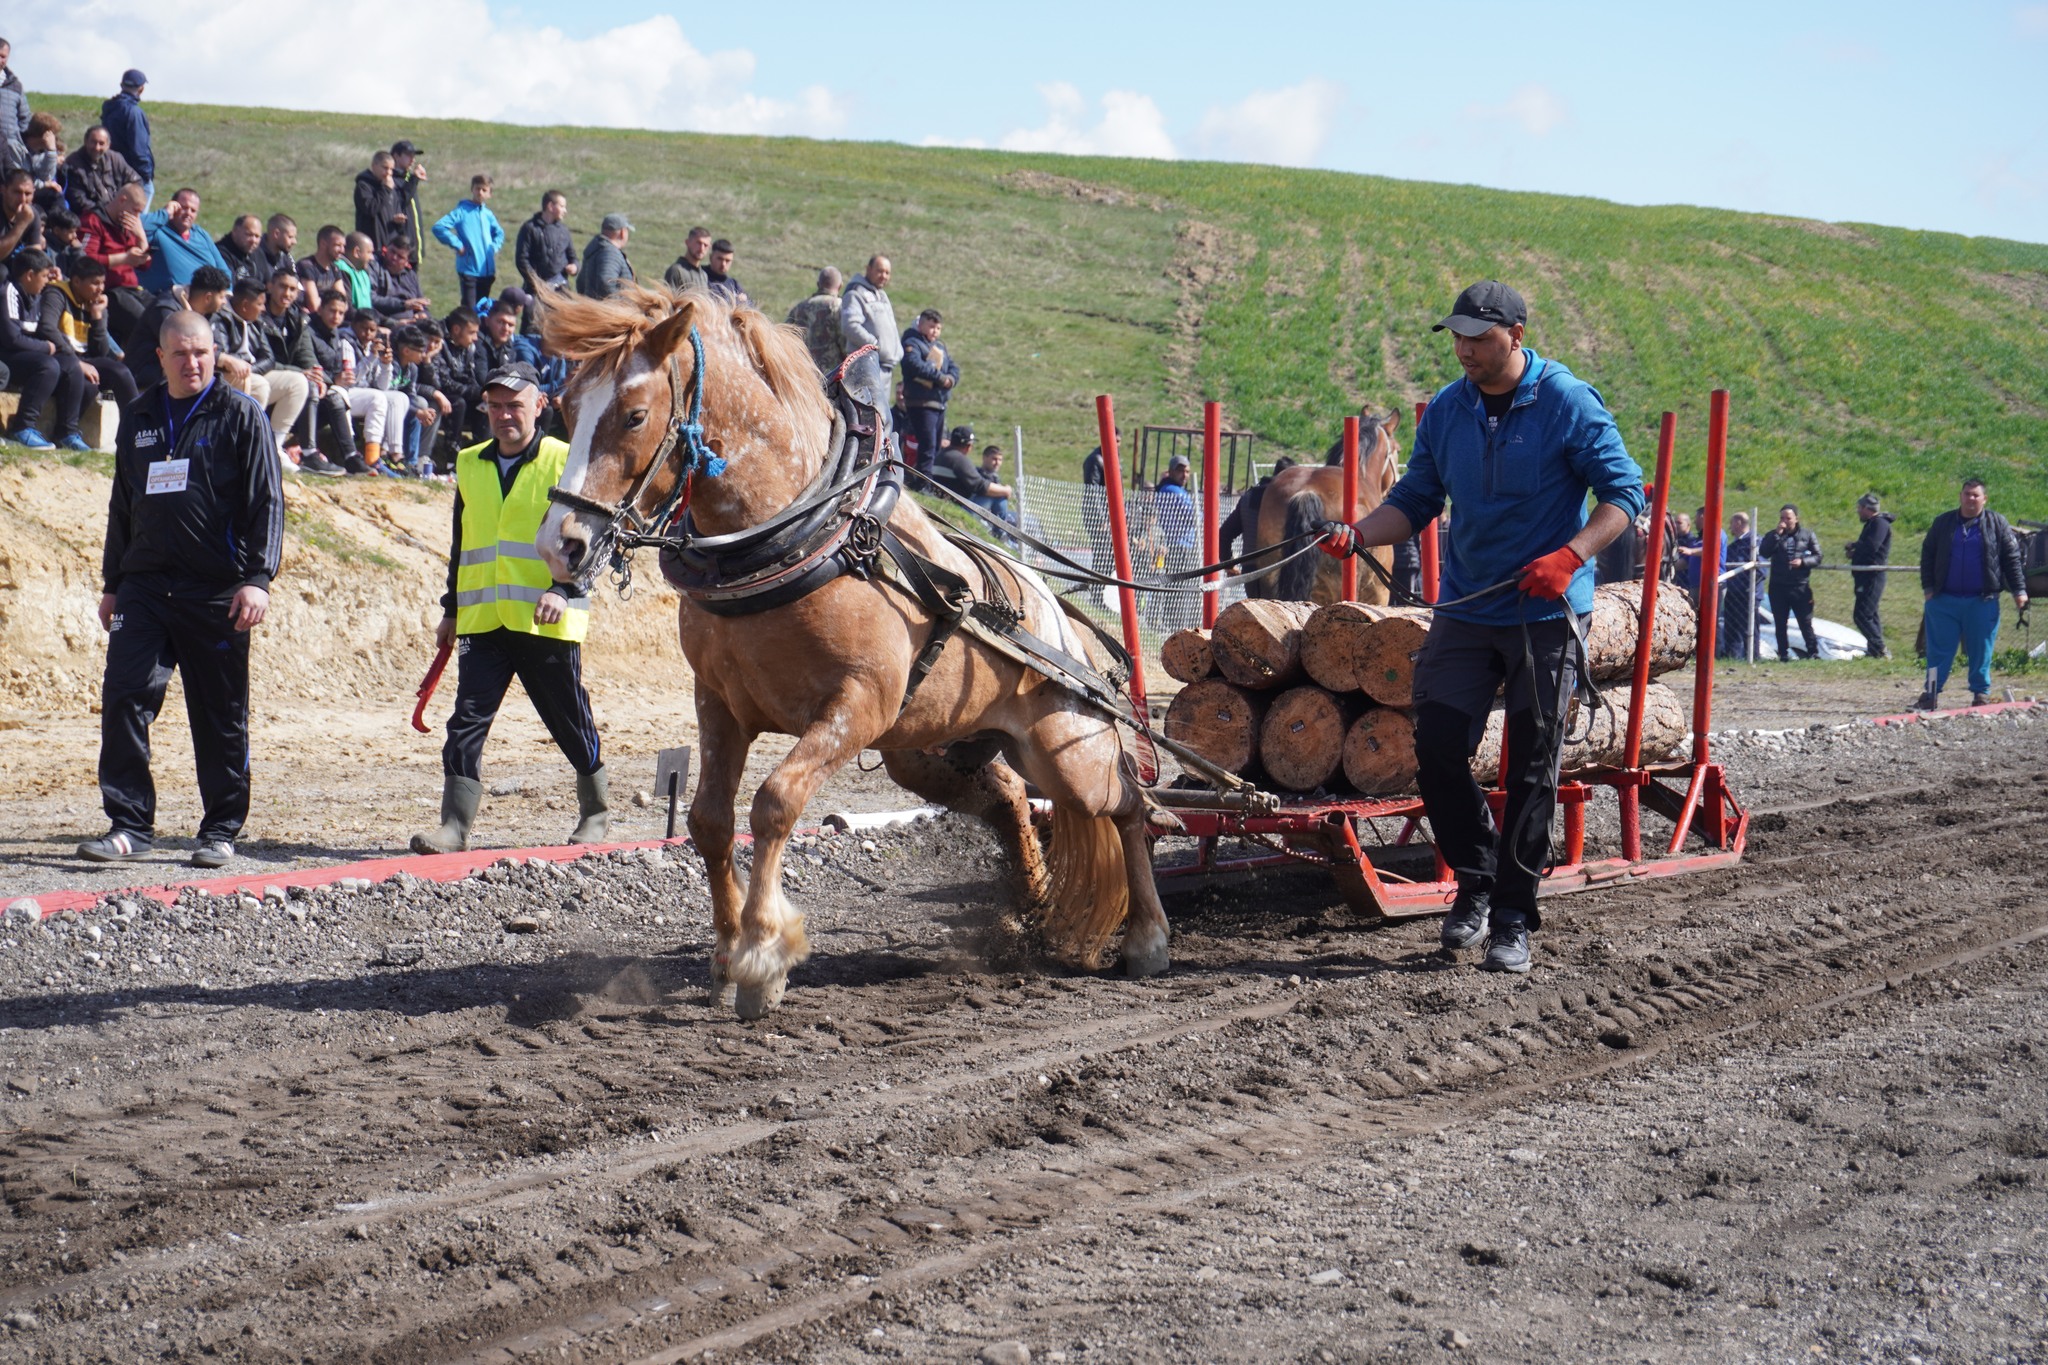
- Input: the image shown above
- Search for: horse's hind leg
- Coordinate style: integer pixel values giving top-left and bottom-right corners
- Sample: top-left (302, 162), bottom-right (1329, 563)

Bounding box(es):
top-left (729, 695), bottom-right (880, 1019)
top-left (881, 743), bottom-right (1051, 915)
top-left (687, 689), bottom-right (753, 1008)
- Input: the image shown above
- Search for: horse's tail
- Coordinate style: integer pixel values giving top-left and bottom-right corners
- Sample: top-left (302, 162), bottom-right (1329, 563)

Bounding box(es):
top-left (1276, 490), bottom-right (1326, 602)
top-left (1040, 804), bottom-right (1130, 970)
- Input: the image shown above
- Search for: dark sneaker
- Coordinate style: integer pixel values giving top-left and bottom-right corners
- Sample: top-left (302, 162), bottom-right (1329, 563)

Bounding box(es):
top-left (1479, 910), bottom-right (1532, 974)
top-left (341, 453), bottom-right (372, 476)
top-left (78, 831), bottom-right (152, 862)
top-left (189, 839), bottom-right (234, 869)
top-left (1912, 689), bottom-right (1940, 712)
top-left (300, 451), bottom-right (347, 478)
top-left (1971, 693), bottom-right (1993, 707)
top-left (1440, 887), bottom-right (1491, 952)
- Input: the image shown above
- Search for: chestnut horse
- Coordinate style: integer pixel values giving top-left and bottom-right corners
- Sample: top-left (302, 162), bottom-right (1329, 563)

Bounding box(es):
top-left (532, 287), bottom-right (1169, 1018)
top-left (1247, 409), bottom-right (1401, 604)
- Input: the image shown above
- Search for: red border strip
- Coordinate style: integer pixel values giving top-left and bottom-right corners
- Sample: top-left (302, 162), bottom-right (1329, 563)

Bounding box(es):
top-left (1869, 698), bottom-right (2038, 727)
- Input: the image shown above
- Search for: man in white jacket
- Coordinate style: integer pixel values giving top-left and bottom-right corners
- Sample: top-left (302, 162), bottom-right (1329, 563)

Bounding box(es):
top-left (839, 254), bottom-right (902, 377)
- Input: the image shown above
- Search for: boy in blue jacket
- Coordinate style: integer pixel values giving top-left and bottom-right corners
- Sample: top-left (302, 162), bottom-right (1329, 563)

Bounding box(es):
top-left (1325, 281), bottom-right (1644, 975)
top-left (433, 175), bottom-right (505, 313)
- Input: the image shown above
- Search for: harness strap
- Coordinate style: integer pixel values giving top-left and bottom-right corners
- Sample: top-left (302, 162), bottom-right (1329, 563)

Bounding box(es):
top-left (880, 529), bottom-right (972, 711)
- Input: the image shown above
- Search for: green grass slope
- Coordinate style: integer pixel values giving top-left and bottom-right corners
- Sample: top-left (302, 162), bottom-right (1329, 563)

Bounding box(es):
top-left (34, 95), bottom-right (2046, 542)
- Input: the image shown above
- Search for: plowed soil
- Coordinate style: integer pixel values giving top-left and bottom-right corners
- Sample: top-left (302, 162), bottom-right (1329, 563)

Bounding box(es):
top-left (2, 707), bottom-right (2045, 1363)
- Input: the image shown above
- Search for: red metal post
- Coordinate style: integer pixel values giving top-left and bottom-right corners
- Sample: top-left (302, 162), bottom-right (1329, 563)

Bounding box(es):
top-left (1340, 415), bottom-right (1360, 602)
top-left (1095, 394), bottom-right (1149, 705)
top-left (1618, 413), bottom-right (1676, 860)
top-left (1202, 401), bottom-right (1222, 629)
top-left (1414, 400), bottom-right (1438, 604)
top-left (1694, 391), bottom-right (1728, 764)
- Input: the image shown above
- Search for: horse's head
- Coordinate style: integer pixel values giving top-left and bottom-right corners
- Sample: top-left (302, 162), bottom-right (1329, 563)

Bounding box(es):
top-left (533, 285), bottom-right (834, 592)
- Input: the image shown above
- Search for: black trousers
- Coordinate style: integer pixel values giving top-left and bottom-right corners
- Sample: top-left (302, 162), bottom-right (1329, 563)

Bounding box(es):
top-left (2, 344), bottom-right (82, 435)
top-left (904, 406), bottom-right (946, 473)
top-left (1773, 581), bottom-right (1818, 658)
top-left (1852, 573), bottom-right (1888, 657)
top-left (459, 275), bottom-right (495, 311)
top-left (85, 354), bottom-right (140, 413)
top-left (99, 582), bottom-right (252, 841)
top-left (1411, 615), bottom-right (1582, 927)
top-left (443, 629), bottom-right (601, 780)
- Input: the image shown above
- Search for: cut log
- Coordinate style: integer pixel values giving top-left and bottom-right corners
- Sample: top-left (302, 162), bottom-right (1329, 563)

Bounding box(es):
top-left (1163, 679), bottom-right (1268, 775)
top-left (1258, 686), bottom-right (1363, 792)
top-left (1160, 628), bottom-right (1216, 684)
top-left (1209, 599), bottom-right (1319, 690)
top-left (1469, 680), bottom-right (1689, 780)
top-left (1300, 601), bottom-right (1395, 692)
top-left (1583, 581), bottom-right (1696, 682)
top-left (1342, 707), bottom-right (1418, 795)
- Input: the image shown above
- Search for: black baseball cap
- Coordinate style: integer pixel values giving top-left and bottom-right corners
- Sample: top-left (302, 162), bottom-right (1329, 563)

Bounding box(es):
top-left (1433, 280), bottom-right (1527, 337)
top-left (483, 362), bottom-right (542, 394)
top-left (391, 139), bottom-right (422, 156)
top-left (949, 425), bottom-right (973, 445)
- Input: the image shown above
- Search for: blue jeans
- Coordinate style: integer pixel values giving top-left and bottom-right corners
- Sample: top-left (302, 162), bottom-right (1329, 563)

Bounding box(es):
top-left (1923, 593), bottom-right (2000, 697)
top-left (139, 179), bottom-right (154, 212)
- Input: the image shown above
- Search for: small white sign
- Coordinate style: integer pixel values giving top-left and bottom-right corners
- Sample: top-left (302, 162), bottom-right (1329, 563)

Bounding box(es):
top-left (145, 458), bottom-right (190, 495)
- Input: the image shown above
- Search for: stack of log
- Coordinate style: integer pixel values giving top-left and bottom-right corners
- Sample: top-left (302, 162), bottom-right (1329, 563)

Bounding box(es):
top-left (1161, 582), bottom-right (1696, 795)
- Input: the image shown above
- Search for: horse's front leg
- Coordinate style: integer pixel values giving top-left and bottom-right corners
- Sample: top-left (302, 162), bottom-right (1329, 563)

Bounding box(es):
top-left (728, 693), bottom-right (883, 1019)
top-left (687, 688), bottom-right (754, 1008)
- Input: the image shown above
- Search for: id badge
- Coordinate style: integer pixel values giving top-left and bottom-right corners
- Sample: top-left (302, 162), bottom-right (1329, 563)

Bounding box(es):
top-left (146, 458), bottom-right (190, 495)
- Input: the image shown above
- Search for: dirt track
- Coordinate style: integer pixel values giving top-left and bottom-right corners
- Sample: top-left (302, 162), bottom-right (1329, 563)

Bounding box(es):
top-left (2, 706), bottom-right (2045, 1363)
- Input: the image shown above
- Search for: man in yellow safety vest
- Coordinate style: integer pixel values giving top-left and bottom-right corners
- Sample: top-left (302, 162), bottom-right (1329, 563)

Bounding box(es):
top-left (412, 361), bottom-right (608, 854)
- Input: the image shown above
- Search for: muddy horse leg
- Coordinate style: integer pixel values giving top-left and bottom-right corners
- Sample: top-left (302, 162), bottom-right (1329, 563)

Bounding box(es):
top-left (728, 697), bottom-right (878, 1019)
top-left (881, 743), bottom-right (1050, 914)
top-left (687, 689), bottom-right (754, 1008)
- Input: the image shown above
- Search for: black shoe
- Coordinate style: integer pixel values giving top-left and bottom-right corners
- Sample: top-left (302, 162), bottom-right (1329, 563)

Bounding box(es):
top-left (189, 839), bottom-right (234, 869)
top-left (1971, 693), bottom-right (1993, 707)
top-left (300, 450), bottom-right (347, 478)
top-left (1912, 689), bottom-right (1940, 712)
top-left (341, 453), bottom-right (372, 476)
top-left (78, 830), bottom-right (152, 862)
top-left (1479, 910), bottom-right (1532, 974)
top-left (1440, 887), bottom-right (1491, 952)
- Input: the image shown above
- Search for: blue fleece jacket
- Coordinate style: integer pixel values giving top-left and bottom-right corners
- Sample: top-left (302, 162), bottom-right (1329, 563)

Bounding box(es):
top-left (432, 200), bottom-right (505, 279)
top-left (1385, 348), bottom-right (1645, 625)
top-left (138, 211), bottom-right (230, 293)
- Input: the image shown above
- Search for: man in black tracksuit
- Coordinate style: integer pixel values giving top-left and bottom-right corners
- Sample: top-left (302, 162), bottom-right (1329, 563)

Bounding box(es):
top-left (80, 309), bottom-right (284, 868)
top-left (1760, 503), bottom-right (1822, 660)
top-left (1847, 492), bottom-right (1895, 658)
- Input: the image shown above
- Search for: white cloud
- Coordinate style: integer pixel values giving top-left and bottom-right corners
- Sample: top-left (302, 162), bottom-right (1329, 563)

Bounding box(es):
top-left (25, 1), bottom-right (849, 136)
top-left (1463, 84), bottom-right (1570, 138)
top-left (2017, 5), bottom-right (2048, 37)
top-left (1195, 80), bottom-right (1345, 168)
top-left (997, 83), bottom-right (1177, 160)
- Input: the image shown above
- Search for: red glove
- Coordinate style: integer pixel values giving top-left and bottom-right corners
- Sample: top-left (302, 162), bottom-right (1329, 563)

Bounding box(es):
top-left (1518, 544), bottom-right (1584, 599)
top-left (1319, 521), bottom-right (1356, 558)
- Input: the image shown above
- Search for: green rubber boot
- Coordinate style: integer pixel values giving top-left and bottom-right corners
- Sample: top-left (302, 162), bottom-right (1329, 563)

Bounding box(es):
top-left (569, 766), bottom-right (611, 844)
top-left (410, 775), bottom-right (482, 855)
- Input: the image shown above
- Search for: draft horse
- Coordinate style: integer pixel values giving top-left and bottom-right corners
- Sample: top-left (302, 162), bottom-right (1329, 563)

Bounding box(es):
top-left (533, 286), bottom-right (1169, 1019)
top-left (1244, 408), bottom-right (1401, 604)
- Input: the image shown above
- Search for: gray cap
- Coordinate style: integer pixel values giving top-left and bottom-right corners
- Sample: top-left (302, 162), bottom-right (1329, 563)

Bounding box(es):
top-left (1167, 453), bottom-right (1191, 469)
top-left (600, 212), bottom-right (633, 233)
top-left (1857, 492), bottom-right (1881, 510)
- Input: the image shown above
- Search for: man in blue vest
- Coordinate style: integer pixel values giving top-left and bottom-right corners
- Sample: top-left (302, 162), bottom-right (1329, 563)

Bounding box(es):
top-left (1323, 281), bottom-right (1645, 974)
top-left (412, 362), bottom-right (608, 854)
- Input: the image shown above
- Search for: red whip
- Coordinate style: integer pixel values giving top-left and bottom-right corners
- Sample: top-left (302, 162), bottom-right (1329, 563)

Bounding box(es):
top-left (411, 641), bottom-right (452, 733)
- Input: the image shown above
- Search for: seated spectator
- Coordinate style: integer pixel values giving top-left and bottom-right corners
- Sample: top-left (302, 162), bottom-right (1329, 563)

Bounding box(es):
top-left (372, 241), bottom-right (430, 319)
top-left (0, 166), bottom-right (43, 263)
top-left (431, 305), bottom-right (487, 446)
top-left (924, 426), bottom-right (1003, 507)
top-left (578, 214), bottom-right (634, 298)
top-left (253, 213), bottom-right (296, 285)
top-left (334, 231), bottom-right (379, 311)
top-left (346, 306), bottom-right (411, 474)
top-left (99, 71), bottom-right (153, 208)
top-left (704, 238), bottom-right (749, 308)
top-left (216, 213), bottom-right (264, 283)
top-left (305, 290), bottom-right (382, 473)
top-left (138, 188), bottom-right (229, 294)
top-left (389, 324), bottom-right (448, 476)
top-left (3, 250), bottom-right (88, 448)
top-left (972, 444), bottom-right (1017, 527)
top-left (665, 226), bottom-right (711, 293)
top-left (294, 225), bottom-right (346, 309)
top-left (44, 208), bottom-right (81, 276)
top-left (24, 112), bottom-right (63, 208)
top-left (218, 277), bottom-right (308, 468)
top-left (257, 271), bottom-right (343, 474)
top-left (432, 174), bottom-right (504, 311)
top-left (126, 263), bottom-right (230, 392)
top-left (785, 266), bottom-right (845, 374)
top-left (514, 190), bottom-right (575, 335)
top-left (61, 125), bottom-right (139, 221)
top-left (48, 256), bottom-right (137, 417)
top-left (79, 181), bottom-right (149, 335)
top-left (353, 150), bottom-right (406, 251)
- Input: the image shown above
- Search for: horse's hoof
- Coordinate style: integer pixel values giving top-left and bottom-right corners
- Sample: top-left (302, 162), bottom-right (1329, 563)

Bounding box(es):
top-left (1122, 943), bottom-right (1171, 979)
top-left (709, 979), bottom-right (737, 1009)
top-left (734, 976), bottom-right (787, 1020)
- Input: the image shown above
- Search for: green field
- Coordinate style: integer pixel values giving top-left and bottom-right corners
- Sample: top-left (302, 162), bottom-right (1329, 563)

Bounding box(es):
top-left (32, 94), bottom-right (2048, 653)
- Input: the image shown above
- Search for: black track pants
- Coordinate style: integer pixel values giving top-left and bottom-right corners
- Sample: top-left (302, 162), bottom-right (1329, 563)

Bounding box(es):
top-left (1852, 574), bottom-right (1887, 657)
top-left (98, 583), bottom-right (253, 841)
top-left (441, 628), bottom-right (601, 780)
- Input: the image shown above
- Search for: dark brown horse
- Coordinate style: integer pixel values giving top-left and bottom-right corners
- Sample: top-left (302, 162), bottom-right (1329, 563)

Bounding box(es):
top-left (531, 287), bottom-right (1170, 1018)
top-left (1246, 409), bottom-right (1400, 603)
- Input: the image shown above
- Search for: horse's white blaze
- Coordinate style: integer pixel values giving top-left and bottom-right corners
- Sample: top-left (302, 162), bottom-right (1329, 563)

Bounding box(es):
top-left (559, 372), bottom-right (617, 496)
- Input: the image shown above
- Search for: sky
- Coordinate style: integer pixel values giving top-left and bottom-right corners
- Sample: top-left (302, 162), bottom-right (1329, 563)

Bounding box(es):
top-left (25, 0), bottom-right (2048, 244)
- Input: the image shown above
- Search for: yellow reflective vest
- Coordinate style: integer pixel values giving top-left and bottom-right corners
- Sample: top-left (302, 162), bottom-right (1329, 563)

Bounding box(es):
top-left (453, 436), bottom-right (590, 643)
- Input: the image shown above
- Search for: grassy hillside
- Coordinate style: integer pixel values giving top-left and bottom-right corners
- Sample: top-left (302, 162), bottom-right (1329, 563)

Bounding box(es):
top-left (32, 96), bottom-right (2047, 544)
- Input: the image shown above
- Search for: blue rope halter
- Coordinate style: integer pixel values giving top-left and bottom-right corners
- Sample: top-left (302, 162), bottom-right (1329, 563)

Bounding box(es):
top-left (681, 325), bottom-right (725, 480)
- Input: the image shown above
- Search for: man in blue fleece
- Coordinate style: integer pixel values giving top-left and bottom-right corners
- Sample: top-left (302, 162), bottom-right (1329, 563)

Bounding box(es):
top-left (1324, 281), bottom-right (1644, 973)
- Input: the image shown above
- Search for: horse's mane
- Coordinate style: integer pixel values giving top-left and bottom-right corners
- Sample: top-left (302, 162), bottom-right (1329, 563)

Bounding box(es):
top-left (537, 284), bottom-right (832, 432)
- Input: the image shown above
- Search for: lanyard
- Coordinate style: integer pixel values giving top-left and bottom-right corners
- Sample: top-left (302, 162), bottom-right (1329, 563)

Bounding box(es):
top-left (162, 377), bottom-right (216, 456)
